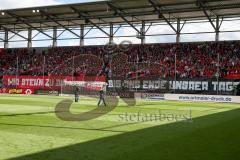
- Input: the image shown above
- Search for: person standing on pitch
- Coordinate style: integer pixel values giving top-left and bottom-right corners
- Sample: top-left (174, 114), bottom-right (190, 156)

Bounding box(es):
top-left (98, 85), bottom-right (107, 107)
top-left (237, 83), bottom-right (240, 95)
top-left (75, 86), bottom-right (79, 102)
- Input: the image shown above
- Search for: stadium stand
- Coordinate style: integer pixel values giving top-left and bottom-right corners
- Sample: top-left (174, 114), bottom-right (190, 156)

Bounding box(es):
top-left (1, 41), bottom-right (240, 81)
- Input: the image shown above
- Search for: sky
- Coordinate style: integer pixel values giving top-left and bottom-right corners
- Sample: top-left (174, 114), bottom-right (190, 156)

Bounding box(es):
top-left (0, 0), bottom-right (240, 48)
top-left (0, 0), bottom-right (104, 10)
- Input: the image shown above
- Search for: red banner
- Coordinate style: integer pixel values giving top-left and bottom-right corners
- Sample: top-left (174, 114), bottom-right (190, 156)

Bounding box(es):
top-left (225, 74), bottom-right (240, 79)
top-left (3, 75), bottom-right (106, 90)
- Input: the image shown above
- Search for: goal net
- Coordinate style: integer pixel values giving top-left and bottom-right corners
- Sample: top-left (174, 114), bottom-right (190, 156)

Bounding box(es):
top-left (60, 77), bottom-right (107, 97)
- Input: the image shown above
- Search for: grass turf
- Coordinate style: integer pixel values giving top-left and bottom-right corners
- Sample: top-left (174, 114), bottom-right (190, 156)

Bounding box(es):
top-left (0, 94), bottom-right (240, 160)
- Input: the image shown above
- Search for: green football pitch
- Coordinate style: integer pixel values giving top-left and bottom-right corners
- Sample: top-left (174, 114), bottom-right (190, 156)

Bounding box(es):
top-left (0, 94), bottom-right (240, 160)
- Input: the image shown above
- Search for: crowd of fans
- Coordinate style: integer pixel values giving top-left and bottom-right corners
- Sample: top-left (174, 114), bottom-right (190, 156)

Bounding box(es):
top-left (0, 41), bottom-right (240, 81)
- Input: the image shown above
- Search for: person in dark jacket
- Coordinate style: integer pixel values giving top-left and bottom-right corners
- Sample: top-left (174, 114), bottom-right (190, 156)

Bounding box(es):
top-left (75, 86), bottom-right (79, 102)
top-left (98, 87), bottom-right (106, 107)
top-left (237, 83), bottom-right (240, 95)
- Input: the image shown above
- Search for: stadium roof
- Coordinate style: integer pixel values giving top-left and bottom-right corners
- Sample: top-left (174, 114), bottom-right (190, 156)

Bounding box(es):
top-left (0, 0), bottom-right (240, 31)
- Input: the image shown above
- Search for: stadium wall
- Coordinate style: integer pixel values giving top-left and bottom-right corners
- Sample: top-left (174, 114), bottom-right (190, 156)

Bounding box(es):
top-left (108, 79), bottom-right (240, 95)
top-left (164, 94), bottom-right (240, 103)
top-left (136, 93), bottom-right (240, 103)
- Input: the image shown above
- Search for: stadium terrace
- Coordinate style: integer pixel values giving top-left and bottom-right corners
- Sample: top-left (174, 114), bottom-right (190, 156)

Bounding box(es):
top-left (0, 0), bottom-right (240, 160)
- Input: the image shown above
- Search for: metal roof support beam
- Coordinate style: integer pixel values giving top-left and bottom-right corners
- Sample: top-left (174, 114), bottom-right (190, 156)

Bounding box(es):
top-left (57, 29), bottom-right (67, 39)
top-left (6, 11), bottom-right (53, 39)
top-left (28, 27), bottom-right (52, 40)
top-left (141, 21), bottom-right (146, 44)
top-left (180, 20), bottom-right (186, 32)
top-left (176, 19), bottom-right (181, 43)
top-left (0, 33), bottom-right (4, 42)
top-left (1, 1), bottom-right (240, 28)
top-left (27, 28), bottom-right (32, 48)
top-left (4, 30), bottom-right (9, 49)
top-left (9, 31), bottom-right (27, 40)
top-left (196, 0), bottom-right (217, 31)
top-left (113, 25), bottom-right (122, 35)
top-left (8, 30), bottom-right (21, 40)
top-left (84, 26), bottom-right (94, 37)
top-left (107, 2), bottom-right (141, 35)
top-left (145, 23), bottom-right (153, 34)
top-left (149, 0), bottom-right (177, 33)
top-left (215, 16), bottom-right (220, 42)
top-left (70, 7), bottom-right (110, 37)
top-left (53, 27), bottom-right (57, 47)
top-left (1, 26), bottom-right (27, 41)
top-left (109, 23), bottom-right (114, 44)
top-left (40, 10), bottom-right (80, 39)
top-left (219, 18), bottom-right (224, 29)
top-left (80, 24), bottom-right (84, 46)
top-left (32, 31), bottom-right (41, 40)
